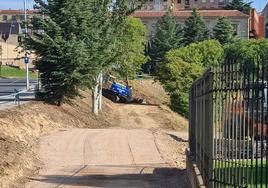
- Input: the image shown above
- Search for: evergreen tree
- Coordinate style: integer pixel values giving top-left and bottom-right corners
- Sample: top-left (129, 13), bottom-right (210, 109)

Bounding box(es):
top-left (213, 17), bottom-right (234, 45)
top-left (148, 11), bottom-right (183, 72)
top-left (23, 0), bottom-right (146, 105)
top-left (183, 8), bottom-right (210, 45)
top-left (225, 0), bottom-right (252, 13)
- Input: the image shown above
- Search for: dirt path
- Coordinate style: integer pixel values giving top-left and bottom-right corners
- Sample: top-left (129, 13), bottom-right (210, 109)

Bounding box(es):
top-left (25, 105), bottom-right (190, 188)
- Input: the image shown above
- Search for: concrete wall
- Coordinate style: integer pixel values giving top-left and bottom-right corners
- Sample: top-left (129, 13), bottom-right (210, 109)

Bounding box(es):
top-left (140, 16), bottom-right (249, 39)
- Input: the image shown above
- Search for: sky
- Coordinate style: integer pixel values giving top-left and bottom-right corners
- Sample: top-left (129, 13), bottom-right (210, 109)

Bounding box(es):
top-left (0, 0), bottom-right (267, 12)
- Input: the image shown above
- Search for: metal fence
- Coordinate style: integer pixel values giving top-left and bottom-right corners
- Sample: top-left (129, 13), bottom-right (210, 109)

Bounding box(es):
top-left (189, 61), bottom-right (268, 187)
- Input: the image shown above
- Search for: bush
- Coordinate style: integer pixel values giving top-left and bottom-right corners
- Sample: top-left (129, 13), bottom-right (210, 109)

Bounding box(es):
top-left (158, 40), bottom-right (223, 116)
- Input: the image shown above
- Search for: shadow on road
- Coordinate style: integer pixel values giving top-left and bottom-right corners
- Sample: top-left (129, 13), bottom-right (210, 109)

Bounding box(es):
top-left (29, 167), bottom-right (190, 188)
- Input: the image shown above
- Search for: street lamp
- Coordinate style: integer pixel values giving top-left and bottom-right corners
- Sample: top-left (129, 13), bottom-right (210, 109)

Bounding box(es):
top-left (24, 52), bottom-right (30, 90)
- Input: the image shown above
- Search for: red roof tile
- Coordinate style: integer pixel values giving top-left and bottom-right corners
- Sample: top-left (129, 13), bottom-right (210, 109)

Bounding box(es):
top-left (133, 10), bottom-right (248, 18)
top-left (0, 10), bottom-right (38, 15)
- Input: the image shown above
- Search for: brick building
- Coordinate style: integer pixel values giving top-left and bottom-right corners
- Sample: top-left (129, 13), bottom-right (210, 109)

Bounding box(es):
top-left (135, 0), bottom-right (233, 11)
top-left (249, 9), bottom-right (264, 39)
top-left (262, 4), bottom-right (268, 38)
top-left (133, 0), bottom-right (250, 39)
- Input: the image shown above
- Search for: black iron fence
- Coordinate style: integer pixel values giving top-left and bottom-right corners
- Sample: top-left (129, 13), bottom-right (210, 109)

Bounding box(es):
top-left (189, 61), bottom-right (268, 187)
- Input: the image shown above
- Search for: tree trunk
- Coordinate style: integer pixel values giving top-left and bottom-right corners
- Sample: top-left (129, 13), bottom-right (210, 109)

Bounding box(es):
top-left (92, 81), bottom-right (99, 114)
top-left (92, 72), bottom-right (103, 114)
top-left (98, 72), bottom-right (103, 111)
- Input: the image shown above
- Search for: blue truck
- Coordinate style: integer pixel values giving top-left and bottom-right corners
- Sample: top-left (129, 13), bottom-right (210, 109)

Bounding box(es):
top-left (103, 80), bottom-right (133, 103)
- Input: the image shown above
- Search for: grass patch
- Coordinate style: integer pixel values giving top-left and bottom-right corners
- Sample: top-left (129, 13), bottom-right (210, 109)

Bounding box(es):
top-left (214, 160), bottom-right (267, 187)
top-left (0, 66), bottom-right (37, 79)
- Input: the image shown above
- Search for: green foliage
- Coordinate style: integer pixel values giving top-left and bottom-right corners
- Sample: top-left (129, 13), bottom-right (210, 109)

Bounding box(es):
top-left (115, 17), bottom-right (148, 84)
top-left (225, 0), bottom-right (252, 13)
top-left (213, 17), bottom-right (234, 45)
top-left (224, 39), bottom-right (268, 69)
top-left (148, 11), bottom-right (183, 72)
top-left (158, 40), bottom-right (223, 117)
top-left (23, 0), bottom-right (146, 104)
top-left (183, 8), bottom-right (210, 45)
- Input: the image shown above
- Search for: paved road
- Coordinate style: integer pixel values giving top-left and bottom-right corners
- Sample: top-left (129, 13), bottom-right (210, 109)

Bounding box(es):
top-left (25, 129), bottom-right (188, 188)
top-left (0, 78), bottom-right (37, 110)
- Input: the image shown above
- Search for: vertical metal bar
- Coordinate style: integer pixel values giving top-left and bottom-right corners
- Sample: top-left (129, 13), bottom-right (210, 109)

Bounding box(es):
top-left (261, 59), bottom-right (265, 187)
top-left (250, 61), bottom-right (255, 187)
top-left (237, 62), bottom-right (243, 187)
top-left (220, 64), bottom-right (225, 187)
top-left (213, 67), bottom-right (217, 187)
top-left (255, 59), bottom-right (260, 187)
top-left (224, 63), bottom-right (229, 186)
top-left (230, 62), bottom-right (236, 186)
top-left (263, 60), bottom-right (268, 188)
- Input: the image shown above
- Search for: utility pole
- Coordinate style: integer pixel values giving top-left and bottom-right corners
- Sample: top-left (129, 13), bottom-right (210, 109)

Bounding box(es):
top-left (24, 0), bottom-right (28, 34)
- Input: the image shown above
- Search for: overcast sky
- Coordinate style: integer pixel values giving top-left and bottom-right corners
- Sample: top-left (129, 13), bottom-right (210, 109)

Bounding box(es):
top-left (0, 0), bottom-right (267, 12)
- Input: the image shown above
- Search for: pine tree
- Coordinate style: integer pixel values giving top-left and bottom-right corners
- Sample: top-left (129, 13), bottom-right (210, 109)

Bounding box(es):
top-left (22, 0), bottom-right (147, 109)
top-left (23, 0), bottom-right (82, 105)
top-left (148, 11), bottom-right (183, 72)
top-left (213, 17), bottom-right (234, 45)
top-left (225, 0), bottom-right (252, 13)
top-left (183, 8), bottom-right (210, 45)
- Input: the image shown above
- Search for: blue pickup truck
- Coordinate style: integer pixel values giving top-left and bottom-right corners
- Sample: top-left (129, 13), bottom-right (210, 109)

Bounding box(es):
top-left (103, 82), bottom-right (133, 103)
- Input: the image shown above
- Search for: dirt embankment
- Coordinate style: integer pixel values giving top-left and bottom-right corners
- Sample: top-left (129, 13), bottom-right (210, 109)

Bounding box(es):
top-left (0, 91), bottom-right (120, 187)
top-left (0, 80), bottom-right (188, 187)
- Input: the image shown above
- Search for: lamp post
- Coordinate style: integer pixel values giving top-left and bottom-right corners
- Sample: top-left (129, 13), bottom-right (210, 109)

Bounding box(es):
top-left (24, 52), bottom-right (30, 90)
top-left (24, 0), bottom-right (28, 34)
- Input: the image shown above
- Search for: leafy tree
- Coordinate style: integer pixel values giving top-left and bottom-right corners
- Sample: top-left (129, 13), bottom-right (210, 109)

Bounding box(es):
top-left (224, 39), bottom-right (268, 69)
top-left (213, 17), bottom-right (234, 45)
top-left (183, 8), bottom-right (210, 45)
top-left (148, 10), bottom-right (183, 73)
top-left (115, 17), bottom-right (148, 85)
top-left (158, 40), bottom-right (223, 116)
top-left (225, 0), bottom-right (252, 13)
top-left (23, 0), bottom-right (146, 105)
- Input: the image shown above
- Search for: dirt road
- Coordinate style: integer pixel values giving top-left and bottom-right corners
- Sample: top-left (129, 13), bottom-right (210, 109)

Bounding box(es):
top-left (25, 105), bottom-right (189, 188)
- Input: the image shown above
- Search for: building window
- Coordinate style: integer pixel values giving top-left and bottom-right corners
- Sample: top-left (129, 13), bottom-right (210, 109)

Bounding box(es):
top-left (20, 15), bottom-right (25, 21)
top-left (232, 24), bottom-right (238, 36)
top-left (12, 16), bottom-right (17, 21)
top-left (3, 15), bottom-right (7, 21)
top-left (265, 23), bottom-right (268, 38)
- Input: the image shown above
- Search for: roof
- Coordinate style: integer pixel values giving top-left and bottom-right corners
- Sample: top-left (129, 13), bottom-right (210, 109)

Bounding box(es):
top-left (133, 10), bottom-right (249, 18)
top-left (0, 22), bottom-right (22, 39)
top-left (0, 10), bottom-right (38, 15)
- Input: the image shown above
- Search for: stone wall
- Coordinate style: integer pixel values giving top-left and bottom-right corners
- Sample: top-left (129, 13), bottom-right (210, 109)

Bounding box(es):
top-left (140, 16), bottom-right (249, 39)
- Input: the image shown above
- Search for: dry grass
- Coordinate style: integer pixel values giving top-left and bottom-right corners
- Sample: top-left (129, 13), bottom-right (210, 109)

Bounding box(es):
top-left (129, 79), bottom-right (169, 105)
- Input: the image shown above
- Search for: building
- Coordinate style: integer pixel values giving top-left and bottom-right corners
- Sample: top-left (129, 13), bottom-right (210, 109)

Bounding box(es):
top-left (249, 9), bottom-right (264, 39)
top-left (133, 0), bottom-right (250, 39)
top-left (0, 10), bottom-right (38, 68)
top-left (133, 9), bottom-right (249, 39)
top-left (137, 0), bottom-right (233, 11)
top-left (0, 9), bottom-right (38, 23)
top-left (262, 4), bottom-right (268, 38)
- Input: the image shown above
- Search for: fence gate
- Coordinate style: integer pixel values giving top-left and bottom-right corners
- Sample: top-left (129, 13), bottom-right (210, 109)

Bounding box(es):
top-left (189, 62), bottom-right (268, 187)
